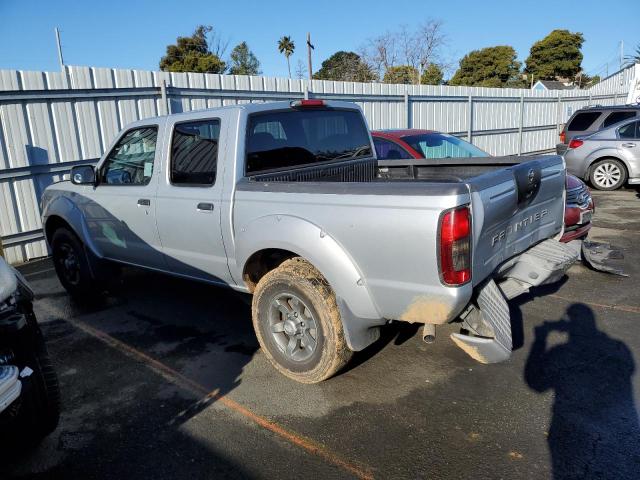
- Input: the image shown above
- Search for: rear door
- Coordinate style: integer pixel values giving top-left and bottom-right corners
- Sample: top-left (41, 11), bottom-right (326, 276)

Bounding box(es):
top-left (617, 120), bottom-right (640, 172)
top-left (155, 115), bottom-right (234, 285)
top-left (468, 156), bottom-right (566, 284)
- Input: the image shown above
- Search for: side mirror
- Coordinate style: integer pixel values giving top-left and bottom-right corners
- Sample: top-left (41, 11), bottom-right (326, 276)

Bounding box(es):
top-left (70, 165), bottom-right (96, 185)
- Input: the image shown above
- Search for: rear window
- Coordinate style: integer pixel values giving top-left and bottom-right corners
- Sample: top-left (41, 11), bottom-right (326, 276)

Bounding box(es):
top-left (602, 111), bottom-right (636, 128)
top-left (618, 121), bottom-right (640, 139)
top-left (245, 109), bottom-right (372, 175)
top-left (567, 111), bottom-right (602, 131)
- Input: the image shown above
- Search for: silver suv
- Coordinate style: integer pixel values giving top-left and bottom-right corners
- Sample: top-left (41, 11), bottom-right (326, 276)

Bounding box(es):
top-left (563, 116), bottom-right (640, 190)
top-left (557, 105), bottom-right (640, 155)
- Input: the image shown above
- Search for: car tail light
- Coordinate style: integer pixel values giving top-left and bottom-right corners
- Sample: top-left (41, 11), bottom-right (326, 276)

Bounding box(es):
top-left (290, 99), bottom-right (325, 108)
top-left (569, 139), bottom-right (583, 149)
top-left (560, 131), bottom-right (566, 143)
top-left (439, 206), bottom-right (471, 286)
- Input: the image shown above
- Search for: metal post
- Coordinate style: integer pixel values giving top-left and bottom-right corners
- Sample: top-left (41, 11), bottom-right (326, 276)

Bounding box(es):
top-left (518, 93), bottom-right (525, 156)
top-left (160, 80), bottom-right (169, 115)
top-left (556, 95), bottom-right (562, 135)
top-left (303, 84), bottom-right (309, 100)
top-left (404, 91), bottom-right (410, 128)
top-left (55, 27), bottom-right (64, 71)
top-left (467, 95), bottom-right (473, 142)
top-left (307, 33), bottom-right (314, 81)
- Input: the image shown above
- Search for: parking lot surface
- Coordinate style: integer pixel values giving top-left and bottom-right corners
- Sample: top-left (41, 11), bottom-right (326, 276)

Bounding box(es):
top-left (2, 188), bottom-right (640, 479)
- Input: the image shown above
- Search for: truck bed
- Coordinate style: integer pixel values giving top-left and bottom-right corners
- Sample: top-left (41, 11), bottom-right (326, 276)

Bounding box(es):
top-left (248, 155), bottom-right (543, 184)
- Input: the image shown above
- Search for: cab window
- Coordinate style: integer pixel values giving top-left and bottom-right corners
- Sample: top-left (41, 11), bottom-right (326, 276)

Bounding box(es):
top-left (101, 127), bottom-right (158, 185)
top-left (171, 119), bottom-right (220, 186)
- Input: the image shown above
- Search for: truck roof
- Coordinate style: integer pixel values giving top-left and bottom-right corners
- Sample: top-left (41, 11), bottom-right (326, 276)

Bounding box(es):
top-left (123, 100), bottom-right (363, 129)
top-left (372, 129), bottom-right (437, 138)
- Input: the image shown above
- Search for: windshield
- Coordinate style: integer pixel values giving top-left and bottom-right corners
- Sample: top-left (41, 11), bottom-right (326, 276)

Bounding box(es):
top-left (402, 133), bottom-right (489, 159)
top-left (245, 109), bottom-right (372, 175)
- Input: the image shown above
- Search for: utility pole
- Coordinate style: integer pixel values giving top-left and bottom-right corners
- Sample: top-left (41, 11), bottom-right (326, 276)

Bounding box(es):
top-left (55, 27), bottom-right (64, 71)
top-left (306, 32), bottom-right (314, 81)
top-left (620, 40), bottom-right (624, 71)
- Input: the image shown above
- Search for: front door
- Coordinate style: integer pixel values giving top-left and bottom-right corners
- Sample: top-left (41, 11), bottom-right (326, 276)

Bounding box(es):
top-left (84, 125), bottom-right (166, 269)
top-left (155, 116), bottom-right (233, 285)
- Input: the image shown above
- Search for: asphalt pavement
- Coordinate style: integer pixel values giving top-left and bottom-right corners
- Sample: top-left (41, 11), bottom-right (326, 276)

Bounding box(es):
top-left (2, 188), bottom-right (640, 479)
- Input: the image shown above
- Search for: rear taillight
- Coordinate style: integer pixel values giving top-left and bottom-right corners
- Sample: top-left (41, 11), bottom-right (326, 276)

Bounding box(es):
top-left (560, 131), bottom-right (566, 143)
top-left (439, 206), bottom-right (471, 286)
top-left (569, 139), bottom-right (583, 149)
top-left (290, 99), bottom-right (325, 108)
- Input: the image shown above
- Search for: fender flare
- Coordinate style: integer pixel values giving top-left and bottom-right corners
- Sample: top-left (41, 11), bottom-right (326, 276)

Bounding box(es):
top-left (585, 149), bottom-right (628, 178)
top-left (43, 195), bottom-right (102, 258)
top-left (234, 215), bottom-right (384, 351)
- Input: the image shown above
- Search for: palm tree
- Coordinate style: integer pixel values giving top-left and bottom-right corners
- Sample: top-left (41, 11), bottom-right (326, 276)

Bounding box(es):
top-left (278, 36), bottom-right (295, 78)
top-left (624, 44), bottom-right (640, 67)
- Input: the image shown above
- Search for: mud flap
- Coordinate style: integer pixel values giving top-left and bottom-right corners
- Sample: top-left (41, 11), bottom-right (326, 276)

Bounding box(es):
top-left (580, 240), bottom-right (627, 277)
top-left (451, 280), bottom-right (512, 364)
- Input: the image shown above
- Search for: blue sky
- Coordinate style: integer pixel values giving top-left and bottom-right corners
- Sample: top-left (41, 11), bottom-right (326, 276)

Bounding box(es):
top-left (0, 0), bottom-right (637, 79)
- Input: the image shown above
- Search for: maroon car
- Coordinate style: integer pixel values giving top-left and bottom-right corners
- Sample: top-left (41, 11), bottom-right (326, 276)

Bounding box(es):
top-left (371, 129), bottom-right (594, 244)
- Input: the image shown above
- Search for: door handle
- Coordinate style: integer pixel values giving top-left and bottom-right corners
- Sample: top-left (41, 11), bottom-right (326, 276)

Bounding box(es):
top-left (197, 202), bottom-right (214, 212)
top-left (621, 143), bottom-right (636, 148)
top-left (137, 198), bottom-right (151, 206)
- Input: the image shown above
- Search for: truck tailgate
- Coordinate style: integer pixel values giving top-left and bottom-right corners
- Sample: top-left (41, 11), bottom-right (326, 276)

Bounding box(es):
top-left (469, 155), bottom-right (565, 285)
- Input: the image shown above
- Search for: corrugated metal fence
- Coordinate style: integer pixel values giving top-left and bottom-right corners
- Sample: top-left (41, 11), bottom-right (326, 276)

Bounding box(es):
top-left (0, 65), bottom-right (634, 264)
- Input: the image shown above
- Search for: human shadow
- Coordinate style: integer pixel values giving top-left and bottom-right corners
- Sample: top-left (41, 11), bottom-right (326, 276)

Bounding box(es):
top-left (525, 304), bottom-right (640, 479)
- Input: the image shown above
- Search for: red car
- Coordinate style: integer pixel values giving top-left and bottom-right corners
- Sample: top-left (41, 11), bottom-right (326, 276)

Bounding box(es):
top-left (371, 129), bottom-right (594, 243)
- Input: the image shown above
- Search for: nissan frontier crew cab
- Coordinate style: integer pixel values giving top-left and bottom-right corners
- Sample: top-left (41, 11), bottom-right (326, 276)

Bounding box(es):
top-left (41, 100), bottom-right (578, 383)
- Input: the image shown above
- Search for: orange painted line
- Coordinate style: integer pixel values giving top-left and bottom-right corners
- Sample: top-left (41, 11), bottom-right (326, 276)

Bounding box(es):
top-left (549, 294), bottom-right (640, 315)
top-left (67, 318), bottom-right (374, 480)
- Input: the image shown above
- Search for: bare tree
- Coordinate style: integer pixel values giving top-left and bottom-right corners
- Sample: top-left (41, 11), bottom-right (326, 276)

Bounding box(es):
top-left (360, 31), bottom-right (398, 80)
top-left (360, 19), bottom-right (447, 84)
top-left (295, 59), bottom-right (307, 80)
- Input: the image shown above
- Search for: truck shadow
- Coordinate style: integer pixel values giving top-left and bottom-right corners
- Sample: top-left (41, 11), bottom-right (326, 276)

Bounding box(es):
top-left (524, 303), bottom-right (640, 479)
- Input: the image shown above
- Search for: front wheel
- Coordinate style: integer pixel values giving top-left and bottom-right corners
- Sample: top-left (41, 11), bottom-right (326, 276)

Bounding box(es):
top-left (589, 159), bottom-right (627, 190)
top-left (252, 258), bottom-right (352, 383)
top-left (51, 227), bottom-right (114, 299)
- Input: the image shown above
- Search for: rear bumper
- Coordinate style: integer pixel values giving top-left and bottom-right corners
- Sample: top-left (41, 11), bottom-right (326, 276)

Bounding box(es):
top-left (560, 223), bottom-right (591, 243)
top-left (451, 239), bottom-right (579, 363)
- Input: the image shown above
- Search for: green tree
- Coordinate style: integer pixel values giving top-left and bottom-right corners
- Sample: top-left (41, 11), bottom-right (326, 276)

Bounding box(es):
top-left (159, 25), bottom-right (226, 73)
top-left (383, 65), bottom-right (419, 84)
top-left (313, 51), bottom-right (376, 82)
top-left (229, 41), bottom-right (261, 75)
top-left (450, 46), bottom-right (523, 87)
top-left (525, 30), bottom-right (584, 80)
top-left (277, 36), bottom-right (295, 78)
top-left (421, 63), bottom-right (443, 85)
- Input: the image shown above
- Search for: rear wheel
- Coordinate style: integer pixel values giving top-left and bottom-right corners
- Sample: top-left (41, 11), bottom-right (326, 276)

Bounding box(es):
top-left (252, 257), bottom-right (352, 383)
top-left (589, 158), bottom-right (627, 190)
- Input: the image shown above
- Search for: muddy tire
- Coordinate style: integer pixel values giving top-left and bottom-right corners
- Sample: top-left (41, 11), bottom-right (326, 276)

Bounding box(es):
top-left (252, 257), bottom-right (352, 383)
top-left (589, 158), bottom-right (627, 191)
top-left (51, 227), bottom-right (114, 299)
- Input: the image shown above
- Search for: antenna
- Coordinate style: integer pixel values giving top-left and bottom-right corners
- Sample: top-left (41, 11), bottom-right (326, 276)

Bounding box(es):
top-left (55, 27), bottom-right (64, 71)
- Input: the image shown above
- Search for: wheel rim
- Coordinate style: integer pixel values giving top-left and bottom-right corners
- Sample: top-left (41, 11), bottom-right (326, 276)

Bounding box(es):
top-left (593, 162), bottom-right (621, 188)
top-left (268, 293), bottom-right (318, 362)
top-left (56, 243), bottom-right (81, 286)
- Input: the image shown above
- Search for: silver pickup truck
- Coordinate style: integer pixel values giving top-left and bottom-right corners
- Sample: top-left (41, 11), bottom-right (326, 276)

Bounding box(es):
top-left (41, 100), bottom-right (577, 383)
